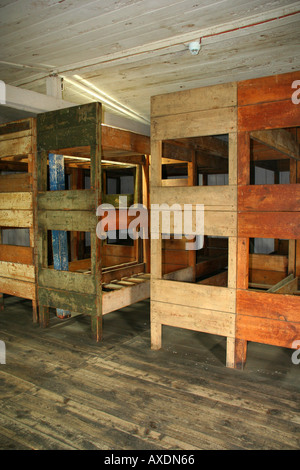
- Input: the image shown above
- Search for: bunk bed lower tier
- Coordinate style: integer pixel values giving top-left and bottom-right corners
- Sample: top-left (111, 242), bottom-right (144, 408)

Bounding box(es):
top-left (0, 190), bottom-right (37, 322)
top-left (38, 260), bottom-right (150, 337)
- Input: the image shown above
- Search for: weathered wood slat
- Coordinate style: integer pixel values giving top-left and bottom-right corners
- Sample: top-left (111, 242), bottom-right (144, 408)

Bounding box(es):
top-left (237, 71), bottom-right (300, 106)
top-left (38, 268), bottom-right (95, 295)
top-left (0, 277), bottom-right (36, 300)
top-left (238, 100), bottom-right (300, 132)
top-left (152, 106), bottom-right (237, 141)
top-left (37, 189), bottom-right (95, 211)
top-left (237, 289), bottom-right (300, 323)
top-left (0, 173), bottom-right (31, 192)
top-left (267, 274), bottom-right (298, 294)
top-left (0, 192), bottom-right (32, 210)
top-left (151, 185), bottom-right (237, 209)
top-left (0, 261), bottom-right (35, 282)
top-left (102, 280), bottom-right (149, 315)
top-left (38, 210), bottom-right (96, 231)
top-left (0, 210), bottom-right (33, 228)
top-left (238, 212), bottom-right (300, 239)
top-left (238, 184), bottom-right (300, 212)
top-left (249, 254), bottom-right (288, 273)
top-left (0, 136), bottom-right (32, 158)
top-left (151, 208), bottom-right (236, 237)
top-left (151, 300), bottom-right (235, 337)
top-left (38, 287), bottom-right (96, 315)
top-left (151, 279), bottom-right (236, 313)
top-left (236, 315), bottom-right (300, 349)
top-left (151, 82), bottom-right (237, 117)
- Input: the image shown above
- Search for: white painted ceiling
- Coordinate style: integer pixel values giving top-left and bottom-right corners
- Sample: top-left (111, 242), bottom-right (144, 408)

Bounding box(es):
top-left (1, 0), bottom-right (300, 128)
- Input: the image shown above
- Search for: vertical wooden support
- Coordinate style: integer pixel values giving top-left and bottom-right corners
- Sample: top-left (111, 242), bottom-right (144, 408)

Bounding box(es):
top-left (49, 153), bottom-right (71, 319)
top-left (142, 155), bottom-right (150, 272)
top-left (0, 228), bottom-right (3, 311)
top-left (90, 103), bottom-right (102, 342)
top-left (150, 138), bottom-right (163, 350)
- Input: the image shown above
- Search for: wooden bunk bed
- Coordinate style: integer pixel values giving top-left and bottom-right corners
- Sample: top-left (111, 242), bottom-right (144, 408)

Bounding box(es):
top-left (36, 102), bottom-right (150, 340)
top-left (0, 118), bottom-right (38, 322)
top-left (150, 70), bottom-right (300, 369)
top-left (235, 71), bottom-right (300, 368)
top-left (150, 82), bottom-right (238, 368)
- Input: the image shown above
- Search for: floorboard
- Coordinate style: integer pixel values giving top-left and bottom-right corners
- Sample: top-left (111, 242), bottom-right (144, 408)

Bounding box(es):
top-left (0, 296), bottom-right (299, 450)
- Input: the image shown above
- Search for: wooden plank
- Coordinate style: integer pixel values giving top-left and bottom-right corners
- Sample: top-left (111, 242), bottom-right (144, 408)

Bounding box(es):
top-left (102, 263), bottom-right (145, 284)
top-left (151, 82), bottom-right (237, 117)
top-left (0, 210), bottom-right (32, 228)
top-left (102, 281), bottom-right (150, 315)
top-left (0, 277), bottom-right (36, 300)
top-left (249, 254), bottom-right (288, 273)
top-left (238, 100), bottom-right (300, 132)
top-left (238, 71), bottom-right (300, 106)
top-left (0, 261), bottom-right (35, 282)
top-left (250, 129), bottom-right (299, 160)
top-left (0, 136), bottom-right (32, 158)
top-left (238, 184), bottom-right (300, 212)
top-left (101, 125), bottom-right (150, 155)
top-left (152, 107), bottom-right (237, 141)
top-left (249, 269), bottom-right (286, 287)
top-left (237, 132), bottom-right (250, 186)
top-left (38, 287), bottom-right (96, 315)
top-left (0, 192), bottom-right (32, 210)
top-left (151, 300), bottom-right (235, 337)
top-left (0, 245), bottom-right (33, 265)
top-left (236, 315), bottom-right (300, 349)
top-left (38, 210), bottom-right (95, 231)
top-left (151, 279), bottom-right (236, 313)
top-left (151, 208), bottom-right (236, 237)
top-left (37, 190), bottom-right (95, 211)
top-left (238, 212), bottom-right (300, 239)
top-left (38, 268), bottom-right (95, 295)
top-left (0, 173), bottom-right (31, 192)
top-left (237, 289), bottom-right (300, 323)
top-left (151, 185), bottom-right (237, 210)
top-left (163, 266), bottom-right (194, 282)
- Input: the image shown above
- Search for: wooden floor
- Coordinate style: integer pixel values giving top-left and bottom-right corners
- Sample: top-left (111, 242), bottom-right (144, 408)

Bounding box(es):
top-left (0, 296), bottom-right (299, 450)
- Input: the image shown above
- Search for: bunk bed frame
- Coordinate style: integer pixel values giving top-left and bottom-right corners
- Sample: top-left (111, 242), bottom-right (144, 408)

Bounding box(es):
top-left (36, 102), bottom-right (150, 340)
top-left (150, 70), bottom-right (300, 368)
top-left (0, 117), bottom-right (38, 322)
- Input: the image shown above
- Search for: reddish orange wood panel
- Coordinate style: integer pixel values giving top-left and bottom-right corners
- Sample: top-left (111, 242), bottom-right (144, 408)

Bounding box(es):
top-left (238, 212), bottom-right (300, 239)
top-left (249, 269), bottom-right (286, 286)
top-left (0, 245), bottom-right (33, 265)
top-left (238, 100), bottom-right (300, 132)
top-left (238, 71), bottom-right (300, 106)
top-left (237, 289), bottom-right (300, 323)
top-left (238, 184), bottom-right (300, 212)
top-left (236, 315), bottom-right (300, 349)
